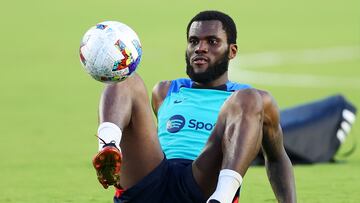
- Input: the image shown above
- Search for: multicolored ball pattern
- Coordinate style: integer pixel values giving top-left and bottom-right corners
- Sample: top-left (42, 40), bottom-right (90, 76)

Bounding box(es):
top-left (79, 21), bottom-right (142, 83)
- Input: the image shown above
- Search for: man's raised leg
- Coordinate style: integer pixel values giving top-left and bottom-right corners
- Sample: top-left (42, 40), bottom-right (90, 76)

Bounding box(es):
top-left (94, 73), bottom-right (164, 189)
top-left (192, 89), bottom-right (264, 201)
top-left (193, 89), bottom-right (295, 203)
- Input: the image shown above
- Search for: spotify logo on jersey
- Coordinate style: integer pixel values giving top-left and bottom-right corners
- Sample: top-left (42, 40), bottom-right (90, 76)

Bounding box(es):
top-left (166, 114), bottom-right (216, 133)
top-left (166, 115), bottom-right (186, 133)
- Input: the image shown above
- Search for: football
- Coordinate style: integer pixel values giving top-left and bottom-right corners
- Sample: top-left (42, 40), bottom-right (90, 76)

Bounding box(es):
top-left (79, 21), bottom-right (142, 83)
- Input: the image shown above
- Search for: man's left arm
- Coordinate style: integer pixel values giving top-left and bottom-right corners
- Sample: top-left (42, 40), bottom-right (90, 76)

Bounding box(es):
top-left (260, 91), bottom-right (296, 203)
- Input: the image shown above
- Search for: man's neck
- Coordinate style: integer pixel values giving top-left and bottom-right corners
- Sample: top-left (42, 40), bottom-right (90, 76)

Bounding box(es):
top-left (192, 83), bottom-right (227, 91)
top-left (192, 72), bottom-right (228, 88)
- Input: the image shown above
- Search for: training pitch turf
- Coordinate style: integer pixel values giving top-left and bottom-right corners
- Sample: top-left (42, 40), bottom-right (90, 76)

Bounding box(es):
top-left (0, 0), bottom-right (359, 202)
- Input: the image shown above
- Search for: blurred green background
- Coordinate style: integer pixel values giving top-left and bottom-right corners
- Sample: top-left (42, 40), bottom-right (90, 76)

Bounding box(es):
top-left (0, 0), bottom-right (359, 202)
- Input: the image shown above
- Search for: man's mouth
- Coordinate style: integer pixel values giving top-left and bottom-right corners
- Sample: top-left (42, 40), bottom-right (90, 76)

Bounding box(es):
top-left (192, 56), bottom-right (209, 65)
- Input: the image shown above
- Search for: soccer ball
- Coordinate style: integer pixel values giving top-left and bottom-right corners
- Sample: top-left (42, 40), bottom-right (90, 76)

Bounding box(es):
top-left (79, 21), bottom-right (142, 83)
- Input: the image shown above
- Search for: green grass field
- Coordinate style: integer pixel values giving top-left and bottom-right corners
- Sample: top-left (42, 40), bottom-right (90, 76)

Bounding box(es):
top-left (0, 0), bottom-right (359, 202)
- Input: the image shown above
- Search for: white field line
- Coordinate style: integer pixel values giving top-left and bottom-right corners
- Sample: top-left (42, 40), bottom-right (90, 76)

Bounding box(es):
top-left (229, 69), bottom-right (360, 88)
top-left (232, 46), bottom-right (360, 69)
top-left (229, 46), bottom-right (360, 88)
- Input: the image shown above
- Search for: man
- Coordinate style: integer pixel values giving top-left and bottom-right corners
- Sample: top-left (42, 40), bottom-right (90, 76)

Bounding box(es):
top-left (92, 10), bottom-right (296, 203)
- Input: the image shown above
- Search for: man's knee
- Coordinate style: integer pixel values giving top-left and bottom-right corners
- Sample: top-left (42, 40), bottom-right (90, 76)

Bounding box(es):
top-left (224, 88), bottom-right (264, 117)
top-left (105, 73), bottom-right (147, 98)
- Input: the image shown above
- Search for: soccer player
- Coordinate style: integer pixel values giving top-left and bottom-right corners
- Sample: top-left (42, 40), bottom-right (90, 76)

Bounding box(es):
top-left (92, 10), bottom-right (296, 203)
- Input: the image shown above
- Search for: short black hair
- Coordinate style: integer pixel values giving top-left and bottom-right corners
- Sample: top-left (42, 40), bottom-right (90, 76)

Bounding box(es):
top-left (186, 10), bottom-right (237, 44)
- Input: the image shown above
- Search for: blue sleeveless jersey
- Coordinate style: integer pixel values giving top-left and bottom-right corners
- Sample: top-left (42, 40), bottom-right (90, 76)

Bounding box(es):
top-left (157, 78), bottom-right (251, 160)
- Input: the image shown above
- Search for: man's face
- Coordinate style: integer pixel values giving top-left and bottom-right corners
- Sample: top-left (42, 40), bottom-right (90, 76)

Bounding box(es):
top-left (186, 20), bottom-right (235, 83)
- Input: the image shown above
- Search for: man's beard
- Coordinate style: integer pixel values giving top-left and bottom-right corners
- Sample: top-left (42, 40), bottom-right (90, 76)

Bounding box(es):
top-left (186, 50), bottom-right (230, 84)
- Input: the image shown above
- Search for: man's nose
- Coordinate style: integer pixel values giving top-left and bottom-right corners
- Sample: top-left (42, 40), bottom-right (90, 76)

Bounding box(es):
top-left (195, 41), bottom-right (208, 54)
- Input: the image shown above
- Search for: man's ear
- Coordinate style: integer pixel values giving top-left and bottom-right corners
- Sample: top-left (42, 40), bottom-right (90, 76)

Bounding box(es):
top-left (228, 44), bottom-right (238, 59)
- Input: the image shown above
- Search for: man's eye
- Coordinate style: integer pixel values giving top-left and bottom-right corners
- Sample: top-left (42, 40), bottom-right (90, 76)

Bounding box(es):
top-left (209, 39), bottom-right (218, 45)
top-left (189, 39), bottom-right (198, 45)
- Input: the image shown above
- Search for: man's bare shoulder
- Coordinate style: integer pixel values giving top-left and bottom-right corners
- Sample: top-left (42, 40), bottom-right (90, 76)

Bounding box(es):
top-left (152, 81), bottom-right (171, 99)
top-left (151, 80), bottom-right (172, 114)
